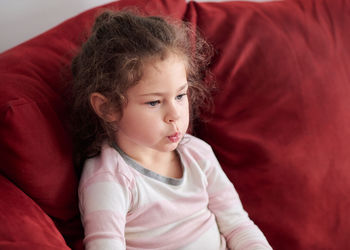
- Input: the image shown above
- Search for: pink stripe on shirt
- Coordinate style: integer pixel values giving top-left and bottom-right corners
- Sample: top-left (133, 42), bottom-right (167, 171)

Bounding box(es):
top-left (225, 221), bottom-right (255, 241)
top-left (83, 210), bottom-right (125, 243)
top-left (208, 185), bottom-right (240, 212)
top-left (126, 190), bottom-right (208, 228)
top-left (126, 210), bottom-right (216, 250)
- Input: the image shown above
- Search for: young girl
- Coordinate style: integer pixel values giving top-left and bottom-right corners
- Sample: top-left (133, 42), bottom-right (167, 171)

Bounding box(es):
top-left (71, 10), bottom-right (272, 250)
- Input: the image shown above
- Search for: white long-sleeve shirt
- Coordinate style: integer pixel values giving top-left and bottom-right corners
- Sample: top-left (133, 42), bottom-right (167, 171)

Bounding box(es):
top-left (79, 134), bottom-right (272, 250)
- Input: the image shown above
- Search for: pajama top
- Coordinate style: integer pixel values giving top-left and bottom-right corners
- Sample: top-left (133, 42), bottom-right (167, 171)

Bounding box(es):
top-left (78, 134), bottom-right (272, 250)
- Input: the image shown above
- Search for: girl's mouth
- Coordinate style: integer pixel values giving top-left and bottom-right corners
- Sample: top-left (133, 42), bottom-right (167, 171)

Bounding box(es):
top-left (168, 132), bottom-right (181, 143)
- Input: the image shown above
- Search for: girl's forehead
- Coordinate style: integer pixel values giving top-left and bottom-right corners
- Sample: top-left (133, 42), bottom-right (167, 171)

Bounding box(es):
top-left (128, 54), bottom-right (188, 95)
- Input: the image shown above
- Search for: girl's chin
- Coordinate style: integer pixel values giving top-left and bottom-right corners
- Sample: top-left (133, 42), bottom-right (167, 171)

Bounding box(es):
top-left (157, 141), bottom-right (181, 152)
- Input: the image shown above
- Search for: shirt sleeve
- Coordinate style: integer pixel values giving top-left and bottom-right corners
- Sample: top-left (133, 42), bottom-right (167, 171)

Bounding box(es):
top-left (204, 146), bottom-right (272, 250)
top-left (79, 158), bottom-right (132, 250)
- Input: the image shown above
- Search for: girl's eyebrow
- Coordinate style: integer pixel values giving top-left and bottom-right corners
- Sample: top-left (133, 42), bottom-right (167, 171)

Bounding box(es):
top-left (140, 83), bottom-right (188, 96)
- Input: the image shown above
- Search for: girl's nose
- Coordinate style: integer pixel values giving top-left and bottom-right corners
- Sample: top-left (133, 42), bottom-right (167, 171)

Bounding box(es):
top-left (165, 103), bottom-right (180, 123)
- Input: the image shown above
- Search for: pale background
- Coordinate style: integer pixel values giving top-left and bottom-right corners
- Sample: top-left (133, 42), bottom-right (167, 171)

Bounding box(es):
top-left (0, 0), bottom-right (273, 53)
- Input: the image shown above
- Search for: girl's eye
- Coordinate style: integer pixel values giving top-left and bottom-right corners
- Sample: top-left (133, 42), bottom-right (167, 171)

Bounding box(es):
top-left (176, 93), bottom-right (187, 101)
top-left (146, 100), bottom-right (160, 107)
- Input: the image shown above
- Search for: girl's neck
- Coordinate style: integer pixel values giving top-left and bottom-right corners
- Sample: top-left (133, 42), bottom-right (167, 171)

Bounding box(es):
top-left (116, 142), bottom-right (183, 179)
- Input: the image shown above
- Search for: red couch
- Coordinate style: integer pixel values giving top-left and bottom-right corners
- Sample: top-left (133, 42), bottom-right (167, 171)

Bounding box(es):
top-left (1, 0), bottom-right (350, 249)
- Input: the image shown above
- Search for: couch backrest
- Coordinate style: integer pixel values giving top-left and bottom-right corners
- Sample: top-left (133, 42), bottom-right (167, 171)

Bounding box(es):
top-left (188, 0), bottom-right (350, 249)
top-left (1, 0), bottom-right (350, 249)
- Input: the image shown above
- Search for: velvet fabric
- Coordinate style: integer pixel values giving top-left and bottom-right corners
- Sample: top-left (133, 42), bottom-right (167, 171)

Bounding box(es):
top-left (0, 0), bottom-right (349, 249)
top-left (0, 175), bottom-right (69, 249)
top-left (188, 0), bottom-right (350, 249)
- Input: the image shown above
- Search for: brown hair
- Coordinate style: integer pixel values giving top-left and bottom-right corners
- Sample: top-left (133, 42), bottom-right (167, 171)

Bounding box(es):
top-left (71, 10), bottom-right (214, 167)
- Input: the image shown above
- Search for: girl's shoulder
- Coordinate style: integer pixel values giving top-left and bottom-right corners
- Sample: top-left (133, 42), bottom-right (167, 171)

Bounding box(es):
top-left (179, 134), bottom-right (215, 158)
top-left (79, 142), bottom-right (135, 190)
top-left (179, 134), bottom-right (221, 175)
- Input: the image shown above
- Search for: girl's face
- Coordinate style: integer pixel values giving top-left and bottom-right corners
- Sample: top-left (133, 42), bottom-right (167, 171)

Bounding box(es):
top-left (115, 54), bottom-right (189, 154)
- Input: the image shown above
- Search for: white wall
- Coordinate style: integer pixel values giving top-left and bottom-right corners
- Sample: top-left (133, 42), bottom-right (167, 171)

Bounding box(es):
top-left (0, 0), bottom-right (276, 53)
top-left (0, 0), bottom-right (115, 53)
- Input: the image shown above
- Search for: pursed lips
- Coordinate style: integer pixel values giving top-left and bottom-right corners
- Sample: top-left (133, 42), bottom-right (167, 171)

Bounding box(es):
top-left (167, 132), bottom-right (181, 143)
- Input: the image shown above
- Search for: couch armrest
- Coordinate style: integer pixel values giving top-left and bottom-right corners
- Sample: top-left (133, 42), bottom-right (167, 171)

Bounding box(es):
top-left (0, 174), bottom-right (70, 250)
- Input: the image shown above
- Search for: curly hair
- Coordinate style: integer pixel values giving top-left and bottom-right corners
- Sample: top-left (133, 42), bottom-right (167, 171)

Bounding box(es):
top-left (71, 10), bottom-right (214, 167)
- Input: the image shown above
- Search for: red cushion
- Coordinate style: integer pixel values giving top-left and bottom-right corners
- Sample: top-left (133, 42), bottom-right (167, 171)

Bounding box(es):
top-left (2, 0), bottom-right (350, 248)
top-left (186, 0), bottom-right (350, 249)
top-left (0, 0), bottom-right (187, 248)
top-left (0, 175), bottom-right (69, 250)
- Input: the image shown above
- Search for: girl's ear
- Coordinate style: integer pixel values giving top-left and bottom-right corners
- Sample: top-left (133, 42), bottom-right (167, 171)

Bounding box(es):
top-left (89, 92), bottom-right (119, 122)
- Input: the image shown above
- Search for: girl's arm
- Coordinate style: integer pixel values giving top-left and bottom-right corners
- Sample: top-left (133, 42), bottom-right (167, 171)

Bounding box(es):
top-left (79, 160), bottom-right (131, 250)
top-left (205, 148), bottom-right (272, 250)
